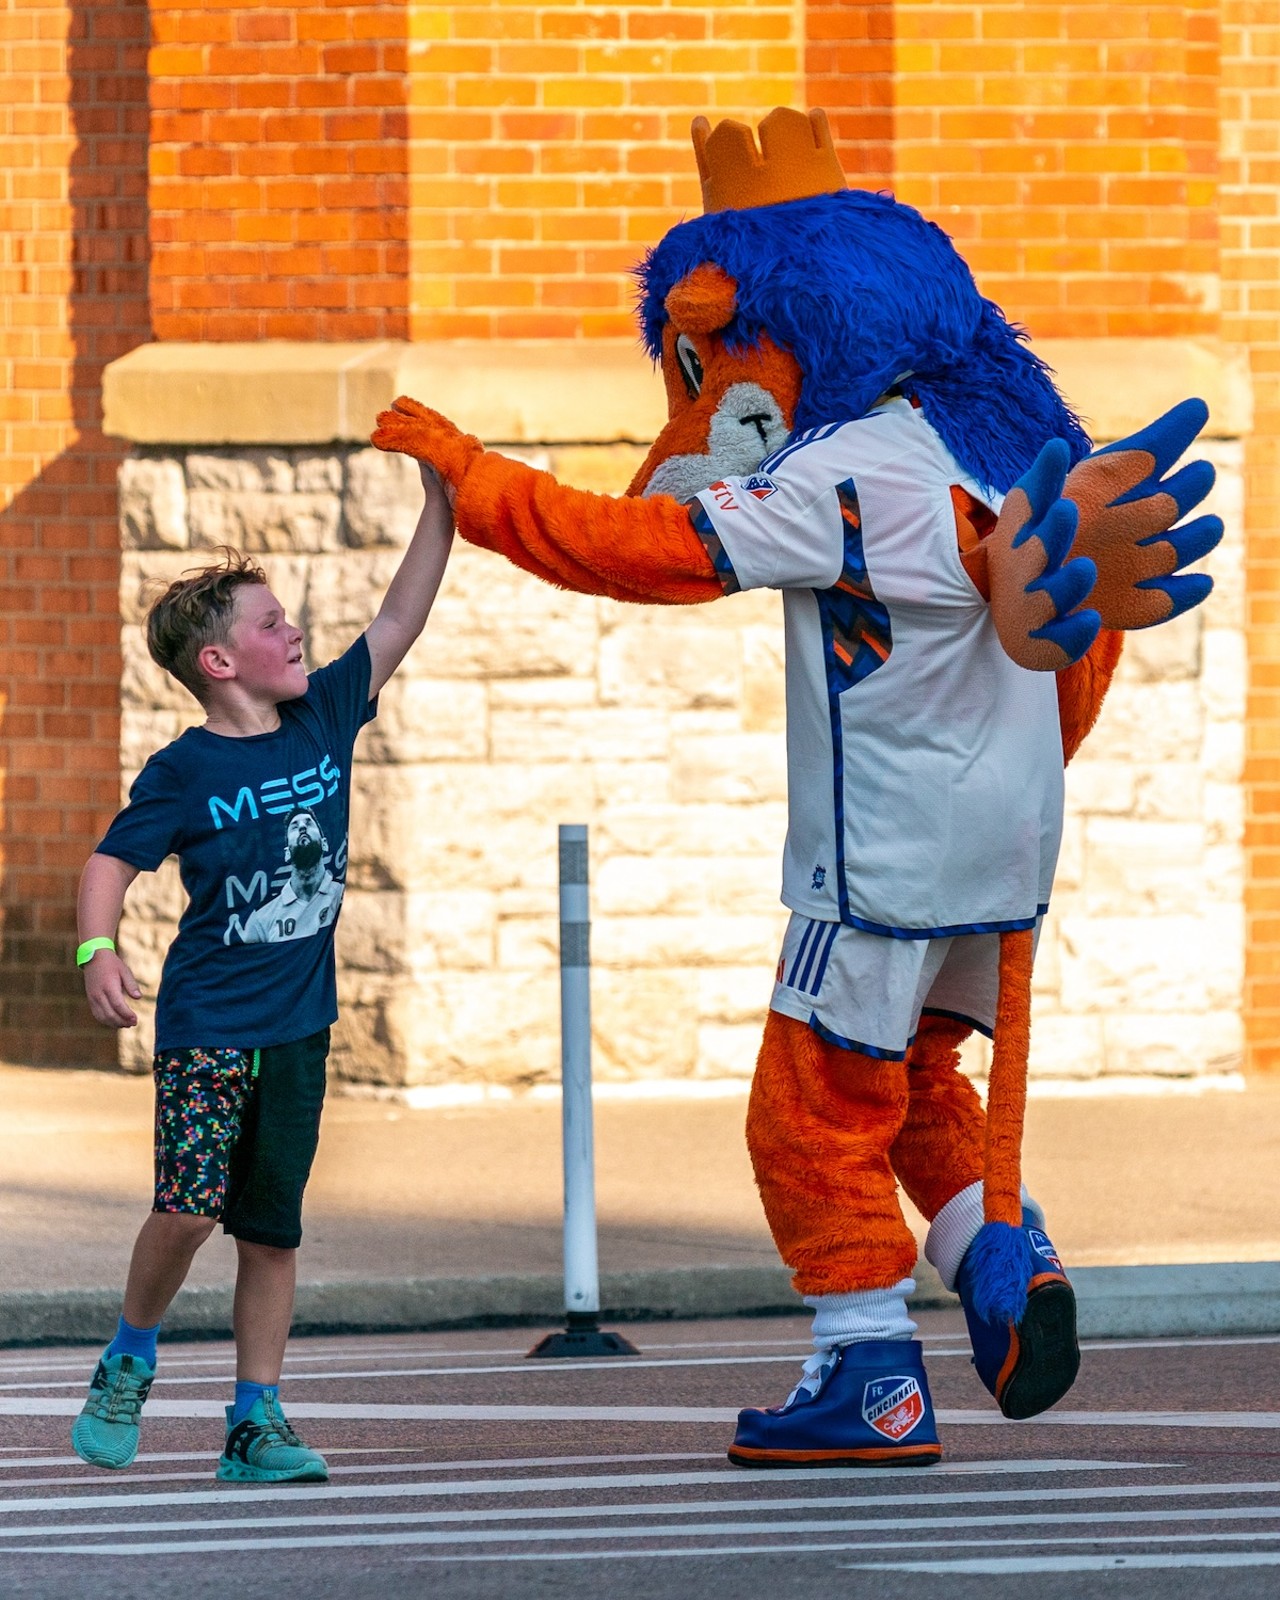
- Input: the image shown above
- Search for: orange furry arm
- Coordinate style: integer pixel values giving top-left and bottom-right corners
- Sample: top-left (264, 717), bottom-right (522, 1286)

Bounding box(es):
top-left (1057, 627), bottom-right (1123, 765)
top-left (372, 396), bottom-right (722, 605)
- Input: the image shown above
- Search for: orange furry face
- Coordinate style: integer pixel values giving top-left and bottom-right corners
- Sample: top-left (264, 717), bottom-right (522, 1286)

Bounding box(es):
top-left (627, 264), bottom-right (803, 500)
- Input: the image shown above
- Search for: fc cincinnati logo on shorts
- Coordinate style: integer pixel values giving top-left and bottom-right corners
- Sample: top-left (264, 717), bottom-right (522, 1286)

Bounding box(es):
top-left (861, 1376), bottom-right (925, 1441)
top-left (742, 474), bottom-right (777, 500)
top-left (1028, 1228), bottom-right (1063, 1271)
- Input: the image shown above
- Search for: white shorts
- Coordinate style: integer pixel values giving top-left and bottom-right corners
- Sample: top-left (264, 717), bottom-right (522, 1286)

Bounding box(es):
top-left (769, 914), bottom-right (1041, 1060)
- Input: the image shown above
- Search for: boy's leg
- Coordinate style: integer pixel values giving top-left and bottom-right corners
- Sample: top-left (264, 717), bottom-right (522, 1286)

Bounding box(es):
top-left (233, 1240), bottom-right (297, 1384)
top-left (122, 1212), bottom-right (219, 1328)
top-left (73, 1046), bottom-right (252, 1471)
top-left (217, 1029), bottom-right (329, 1483)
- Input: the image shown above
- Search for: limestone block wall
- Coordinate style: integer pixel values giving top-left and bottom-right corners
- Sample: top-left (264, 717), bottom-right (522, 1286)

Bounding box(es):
top-left (107, 340), bottom-right (1249, 1090)
top-left (114, 435), bottom-right (1246, 1090)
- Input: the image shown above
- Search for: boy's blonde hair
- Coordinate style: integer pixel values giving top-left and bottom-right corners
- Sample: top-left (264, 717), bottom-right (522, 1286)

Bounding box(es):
top-left (145, 547), bottom-right (268, 702)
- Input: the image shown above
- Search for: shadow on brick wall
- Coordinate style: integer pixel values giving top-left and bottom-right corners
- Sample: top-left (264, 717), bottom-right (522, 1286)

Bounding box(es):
top-left (0, 0), bottom-right (151, 1067)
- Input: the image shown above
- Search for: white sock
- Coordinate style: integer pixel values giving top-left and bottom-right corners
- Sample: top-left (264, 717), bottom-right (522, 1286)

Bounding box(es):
top-left (924, 1181), bottom-right (1045, 1292)
top-left (804, 1278), bottom-right (918, 1349)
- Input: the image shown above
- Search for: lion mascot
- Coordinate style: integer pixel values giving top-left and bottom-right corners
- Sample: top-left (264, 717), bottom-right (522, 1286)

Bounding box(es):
top-left (375, 108), bottom-right (1221, 1466)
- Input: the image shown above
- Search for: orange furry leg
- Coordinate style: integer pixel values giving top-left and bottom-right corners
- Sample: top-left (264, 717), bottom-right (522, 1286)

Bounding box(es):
top-left (890, 1015), bottom-right (986, 1223)
top-left (746, 1011), bottom-right (917, 1296)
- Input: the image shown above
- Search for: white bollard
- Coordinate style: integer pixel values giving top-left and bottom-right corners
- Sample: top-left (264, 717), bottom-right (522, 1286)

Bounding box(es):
top-left (526, 825), bottom-right (638, 1359)
top-left (557, 823), bottom-right (600, 1318)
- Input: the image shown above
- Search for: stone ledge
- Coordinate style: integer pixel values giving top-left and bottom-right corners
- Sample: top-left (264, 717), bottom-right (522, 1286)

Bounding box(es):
top-left (104, 339), bottom-right (669, 448)
top-left (103, 337), bottom-right (1252, 448)
top-left (3, 1261), bottom-right (1277, 1346)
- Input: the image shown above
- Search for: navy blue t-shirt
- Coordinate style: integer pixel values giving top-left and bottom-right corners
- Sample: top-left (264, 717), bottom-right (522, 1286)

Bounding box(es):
top-left (99, 636), bottom-right (377, 1053)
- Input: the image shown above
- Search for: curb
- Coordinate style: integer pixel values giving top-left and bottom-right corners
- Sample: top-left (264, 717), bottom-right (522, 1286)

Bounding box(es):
top-left (1070, 1261), bottom-right (1280, 1339)
top-left (2, 1260), bottom-right (1277, 1348)
top-left (1, 1263), bottom-right (940, 1347)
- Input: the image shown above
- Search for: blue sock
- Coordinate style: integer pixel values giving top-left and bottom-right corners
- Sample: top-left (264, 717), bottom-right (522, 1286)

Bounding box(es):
top-left (231, 1380), bottom-right (276, 1426)
top-left (105, 1314), bottom-right (159, 1369)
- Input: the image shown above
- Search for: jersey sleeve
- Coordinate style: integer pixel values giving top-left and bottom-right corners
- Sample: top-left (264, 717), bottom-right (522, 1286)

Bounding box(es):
top-left (303, 634), bottom-right (378, 742)
top-left (97, 752), bottom-right (183, 872)
top-left (687, 460), bottom-right (845, 593)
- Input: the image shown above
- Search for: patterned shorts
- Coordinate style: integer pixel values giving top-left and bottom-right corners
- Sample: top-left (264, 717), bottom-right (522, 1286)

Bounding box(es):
top-left (151, 1029), bottom-right (329, 1249)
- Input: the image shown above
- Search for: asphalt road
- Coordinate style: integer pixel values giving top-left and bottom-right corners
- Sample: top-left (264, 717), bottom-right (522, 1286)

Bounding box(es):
top-left (0, 1309), bottom-right (1277, 1599)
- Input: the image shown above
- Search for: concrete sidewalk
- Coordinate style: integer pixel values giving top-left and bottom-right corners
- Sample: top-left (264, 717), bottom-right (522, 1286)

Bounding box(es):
top-left (2, 1064), bottom-right (1278, 1343)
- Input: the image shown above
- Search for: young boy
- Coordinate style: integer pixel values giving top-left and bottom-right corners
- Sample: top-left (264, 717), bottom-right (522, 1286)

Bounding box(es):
top-left (71, 465), bottom-right (453, 1482)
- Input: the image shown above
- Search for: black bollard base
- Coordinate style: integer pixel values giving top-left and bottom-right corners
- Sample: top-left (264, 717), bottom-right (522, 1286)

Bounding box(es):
top-left (526, 1311), bottom-right (640, 1359)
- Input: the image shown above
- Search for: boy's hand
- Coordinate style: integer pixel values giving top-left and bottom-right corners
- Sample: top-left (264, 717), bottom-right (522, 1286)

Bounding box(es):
top-left (372, 396), bottom-right (484, 494)
top-left (83, 950), bottom-right (142, 1029)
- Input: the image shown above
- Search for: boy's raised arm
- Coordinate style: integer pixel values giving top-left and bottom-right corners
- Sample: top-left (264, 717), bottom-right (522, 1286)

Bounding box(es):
top-left (78, 851), bottom-right (143, 1028)
top-left (363, 463), bottom-right (455, 699)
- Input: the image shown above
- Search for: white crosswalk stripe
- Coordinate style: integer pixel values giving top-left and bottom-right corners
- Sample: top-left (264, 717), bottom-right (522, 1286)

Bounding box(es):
top-left (0, 1449), bottom-right (1274, 1569)
top-left (2, 1333), bottom-right (1276, 1575)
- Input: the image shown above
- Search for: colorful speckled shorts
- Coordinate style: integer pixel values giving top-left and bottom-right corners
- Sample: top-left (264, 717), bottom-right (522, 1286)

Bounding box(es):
top-left (151, 1028), bottom-right (329, 1250)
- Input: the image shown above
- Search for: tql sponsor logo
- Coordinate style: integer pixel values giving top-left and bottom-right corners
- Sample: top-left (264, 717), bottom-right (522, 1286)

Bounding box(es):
top-left (861, 1376), bottom-right (925, 1441)
top-left (1028, 1228), bottom-right (1063, 1271)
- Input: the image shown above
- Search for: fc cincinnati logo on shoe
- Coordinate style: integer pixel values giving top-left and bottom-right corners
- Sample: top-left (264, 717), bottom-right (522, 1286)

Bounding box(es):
top-left (861, 1376), bottom-right (924, 1440)
top-left (1028, 1228), bottom-right (1063, 1271)
top-left (742, 474), bottom-right (778, 500)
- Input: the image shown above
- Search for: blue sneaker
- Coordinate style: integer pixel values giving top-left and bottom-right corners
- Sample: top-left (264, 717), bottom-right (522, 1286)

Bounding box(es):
top-left (216, 1393), bottom-right (328, 1483)
top-left (728, 1339), bottom-right (942, 1468)
top-left (956, 1222), bottom-right (1079, 1419)
top-left (71, 1352), bottom-right (154, 1470)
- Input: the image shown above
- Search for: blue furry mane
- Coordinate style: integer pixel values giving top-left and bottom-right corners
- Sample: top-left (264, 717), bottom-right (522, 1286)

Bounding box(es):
top-left (635, 190), bottom-right (1090, 495)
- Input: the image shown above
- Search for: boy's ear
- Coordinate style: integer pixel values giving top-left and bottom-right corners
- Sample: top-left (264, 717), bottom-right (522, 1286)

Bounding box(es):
top-left (197, 642), bottom-right (235, 683)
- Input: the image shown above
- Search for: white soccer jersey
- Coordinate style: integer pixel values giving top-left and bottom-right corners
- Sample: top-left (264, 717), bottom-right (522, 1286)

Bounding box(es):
top-left (241, 872), bottom-right (345, 944)
top-left (690, 398), bottom-right (1065, 936)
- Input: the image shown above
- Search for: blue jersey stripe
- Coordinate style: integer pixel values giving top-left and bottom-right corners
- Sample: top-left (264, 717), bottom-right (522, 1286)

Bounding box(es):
top-left (786, 919), bottom-right (819, 988)
top-left (838, 906), bottom-right (1048, 940)
top-left (809, 922), bottom-right (839, 994)
top-left (796, 919), bottom-right (827, 993)
top-left (920, 1006), bottom-right (994, 1041)
top-left (807, 1012), bottom-right (914, 1062)
top-left (760, 419), bottom-right (845, 476)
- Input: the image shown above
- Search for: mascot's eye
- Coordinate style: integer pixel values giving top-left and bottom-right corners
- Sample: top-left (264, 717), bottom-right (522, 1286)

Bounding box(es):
top-left (675, 334), bottom-right (704, 399)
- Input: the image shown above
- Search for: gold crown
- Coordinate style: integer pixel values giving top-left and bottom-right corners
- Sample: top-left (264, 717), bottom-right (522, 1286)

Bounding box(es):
top-left (691, 107), bottom-right (848, 215)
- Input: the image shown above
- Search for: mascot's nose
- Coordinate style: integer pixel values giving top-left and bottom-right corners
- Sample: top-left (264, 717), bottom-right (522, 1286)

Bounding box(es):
top-left (741, 412), bottom-right (773, 446)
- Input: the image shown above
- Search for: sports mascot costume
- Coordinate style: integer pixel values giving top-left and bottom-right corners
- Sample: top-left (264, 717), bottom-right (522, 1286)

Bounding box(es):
top-left (375, 108), bottom-right (1221, 1466)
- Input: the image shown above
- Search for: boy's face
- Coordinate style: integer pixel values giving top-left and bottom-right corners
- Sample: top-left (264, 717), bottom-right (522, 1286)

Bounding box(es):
top-left (224, 585), bottom-right (309, 702)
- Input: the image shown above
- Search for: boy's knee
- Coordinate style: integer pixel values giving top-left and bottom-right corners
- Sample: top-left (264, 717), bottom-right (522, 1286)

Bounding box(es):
top-left (152, 1209), bottom-right (219, 1247)
top-left (234, 1237), bottom-right (297, 1263)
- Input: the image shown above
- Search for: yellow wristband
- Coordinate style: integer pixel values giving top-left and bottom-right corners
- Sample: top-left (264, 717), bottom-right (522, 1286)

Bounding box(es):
top-left (76, 937), bottom-right (116, 968)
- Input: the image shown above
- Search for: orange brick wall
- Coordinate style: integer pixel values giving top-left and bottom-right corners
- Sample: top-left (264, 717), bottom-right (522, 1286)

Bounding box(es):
top-left (149, 2), bottom-right (410, 340)
top-left (807, 1), bottom-right (893, 189)
top-left (0, 0), bottom-right (151, 1066)
top-left (890, 0), bottom-right (1221, 339)
top-left (408, 3), bottom-right (802, 339)
top-left (139, 2), bottom-right (1233, 347)
top-left (1223, 2), bottom-right (1280, 1070)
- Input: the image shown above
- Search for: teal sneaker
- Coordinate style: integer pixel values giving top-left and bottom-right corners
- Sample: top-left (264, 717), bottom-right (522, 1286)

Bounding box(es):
top-left (71, 1352), bottom-right (154, 1470)
top-left (216, 1392), bottom-right (329, 1483)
